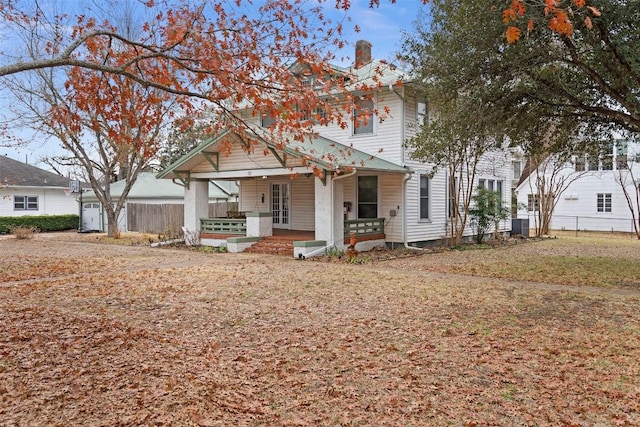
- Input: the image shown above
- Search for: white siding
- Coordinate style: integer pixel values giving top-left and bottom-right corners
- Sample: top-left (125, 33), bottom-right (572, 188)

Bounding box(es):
top-left (239, 179), bottom-right (270, 213)
top-left (0, 187), bottom-right (78, 217)
top-left (379, 174), bottom-right (404, 242)
top-left (517, 160), bottom-right (640, 233)
top-left (343, 176), bottom-right (356, 221)
top-left (309, 88), bottom-right (406, 165)
top-left (290, 177), bottom-right (315, 231)
top-left (193, 147), bottom-right (283, 173)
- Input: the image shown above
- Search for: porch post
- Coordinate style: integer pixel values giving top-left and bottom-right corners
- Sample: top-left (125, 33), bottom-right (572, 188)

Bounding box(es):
top-left (184, 179), bottom-right (209, 237)
top-left (314, 175), bottom-right (344, 248)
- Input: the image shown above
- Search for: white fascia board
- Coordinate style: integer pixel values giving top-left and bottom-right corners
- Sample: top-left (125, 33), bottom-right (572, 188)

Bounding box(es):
top-left (188, 166), bottom-right (314, 180)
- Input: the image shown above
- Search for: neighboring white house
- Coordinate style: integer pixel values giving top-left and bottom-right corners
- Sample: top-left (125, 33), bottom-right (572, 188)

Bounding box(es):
top-left (81, 172), bottom-right (238, 232)
top-left (0, 155), bottom-right (80, 217)
top-left (516, 139), bottom-right (639, 233)
top-left (158, 40), bottom-right (513, 255)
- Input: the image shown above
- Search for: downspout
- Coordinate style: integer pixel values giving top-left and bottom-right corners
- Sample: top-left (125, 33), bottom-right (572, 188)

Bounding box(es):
top-left (331, 167), bottom-right (357, 247)
top-left (390, 82), bottom-right (425, 251)
top-left (402, 173), bottom-right (427, 251)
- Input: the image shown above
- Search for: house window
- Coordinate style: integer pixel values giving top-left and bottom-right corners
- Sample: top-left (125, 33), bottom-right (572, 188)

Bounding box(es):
top-left (479, 179), bottom-right (499, 192)
top-left (357, 176), bottom-right (378, 218)
top-left (417, 98), bottom-right (429, 125)
top-left (512, 161), bottom-right (522, 179)
top-left (353, 96), bottom-right (374, 135)
top-left (574, 154), bottom-right (587, 172)
top-left (597, 193), bottom-right (612, 213)
top-left (14, 195), bottom-right (38, 211)
top-left (419, 174), bottom-right (430, 220)
top-left (527, 194), bottom-right (540, 212)
top-left (302, 75), bottom-right (317, 88)
top-left (600, 142), bottom-right (614, 170)
top-left (261, 113), bottom-right (277, 128)
top-left (615, 139), bottom-right (629, 170)
top-left (298, 105), bottom-right (327, 123)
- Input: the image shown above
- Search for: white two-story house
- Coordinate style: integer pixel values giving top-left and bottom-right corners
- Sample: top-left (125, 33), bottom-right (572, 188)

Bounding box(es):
top-left (158, 41), bottom-right (512, 256)
top-left (516, 139), bottom-right (640, 233)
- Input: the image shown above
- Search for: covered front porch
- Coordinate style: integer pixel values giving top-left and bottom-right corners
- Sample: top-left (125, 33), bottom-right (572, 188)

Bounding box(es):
top-left (156, 130), bottom-right (409, 258)
top-left (198, 215), bottom-right (386, 257)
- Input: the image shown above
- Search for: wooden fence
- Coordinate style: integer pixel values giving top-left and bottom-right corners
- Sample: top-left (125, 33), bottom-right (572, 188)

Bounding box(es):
top-left (127, 202), bottom-right (238, 235)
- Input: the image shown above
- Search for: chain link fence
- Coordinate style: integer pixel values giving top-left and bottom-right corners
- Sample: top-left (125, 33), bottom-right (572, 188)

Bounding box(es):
top-left (519, 213), bottom-right (638, 237)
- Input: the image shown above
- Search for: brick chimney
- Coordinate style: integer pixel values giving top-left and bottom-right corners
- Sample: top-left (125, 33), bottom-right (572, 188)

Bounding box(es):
top-left (355, 40), bottom-right (372, 68)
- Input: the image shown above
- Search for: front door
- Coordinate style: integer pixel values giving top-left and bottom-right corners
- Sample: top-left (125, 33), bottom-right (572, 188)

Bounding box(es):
top-left (271, 182), bottom-right (290, 229)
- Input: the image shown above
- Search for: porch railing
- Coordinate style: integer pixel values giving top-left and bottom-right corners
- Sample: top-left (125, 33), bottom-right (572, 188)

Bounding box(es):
top-left (200, 218), bottom-right (247, 235)
top-left (344, 218), bottom-right (385, 238)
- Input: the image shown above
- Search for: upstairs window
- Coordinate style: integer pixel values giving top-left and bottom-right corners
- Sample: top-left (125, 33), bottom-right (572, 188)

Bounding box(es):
top-left (417, 98), bottom-right (429, 125)
top-left (615, 140), bottom-right (629, 170)
top-left (261, 113), bottom-right (277, 128)
top-left (512, 161), bottom-right (522, 179)
top-left (353, 96), bottom-right (374, 135)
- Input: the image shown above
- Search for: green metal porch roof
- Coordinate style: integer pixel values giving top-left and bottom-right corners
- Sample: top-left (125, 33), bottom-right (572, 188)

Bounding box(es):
top-left (156, 130), bottom-right (410, 179)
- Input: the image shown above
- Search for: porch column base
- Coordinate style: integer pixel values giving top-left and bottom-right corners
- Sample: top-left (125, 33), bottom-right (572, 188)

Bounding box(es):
top-left (246, 211), bottom-right (272, 237)
top-left (227, 236), bottom-right (261, 253)
top-left (293, 240), bottom-right (327, 259)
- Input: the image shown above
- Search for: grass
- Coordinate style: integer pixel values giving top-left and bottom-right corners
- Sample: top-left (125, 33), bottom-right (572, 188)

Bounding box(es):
top-left (0, 232), bottom-right (638, 425)
top-left (448, 254), bottom-right (640, 287)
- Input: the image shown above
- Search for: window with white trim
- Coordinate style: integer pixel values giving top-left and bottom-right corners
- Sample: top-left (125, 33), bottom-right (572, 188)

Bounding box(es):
top-left (353, 96), bottom-right (374, 135)
top-left (527, 194), bottom-right (540, 212)
top-left (357, 176), bottom-right (378, 218)
top-left (417, 98), bottom-right (429, 125)
top-left (419, 174), bottom-right (430, 220)
top-left (597, 193), bottom-right (612, 213)
top-left (14, 195), bottom-right (38, 211)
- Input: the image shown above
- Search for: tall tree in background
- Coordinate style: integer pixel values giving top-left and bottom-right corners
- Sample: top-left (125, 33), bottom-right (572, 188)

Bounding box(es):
top-left (400, 1), bottom-right (510, 245)
top-left (402, 0), bottom-right (637, 156)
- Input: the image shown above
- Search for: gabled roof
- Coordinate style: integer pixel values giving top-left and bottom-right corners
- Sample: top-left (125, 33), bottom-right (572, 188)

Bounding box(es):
top-left (0, 155), bottom-right (71, 188)
top-left (156, 131), bottom-right (410, 180)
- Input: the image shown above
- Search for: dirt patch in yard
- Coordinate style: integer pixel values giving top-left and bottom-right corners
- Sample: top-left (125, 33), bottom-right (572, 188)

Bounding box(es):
top-left (1, 232), bottom-right (639, 426)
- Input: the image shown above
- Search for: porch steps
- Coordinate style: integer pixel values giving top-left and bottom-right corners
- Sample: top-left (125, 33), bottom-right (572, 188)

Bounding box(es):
top-left (244, 236), bottom-right (295, 256)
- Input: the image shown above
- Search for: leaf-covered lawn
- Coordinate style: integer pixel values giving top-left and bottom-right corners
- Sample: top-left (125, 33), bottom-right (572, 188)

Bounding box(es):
top-left (1, 233), bottom-right (639, 425)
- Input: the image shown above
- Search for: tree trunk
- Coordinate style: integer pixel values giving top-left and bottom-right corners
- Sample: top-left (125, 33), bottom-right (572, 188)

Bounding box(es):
top-left (104, 207), bottom-right (121, 238)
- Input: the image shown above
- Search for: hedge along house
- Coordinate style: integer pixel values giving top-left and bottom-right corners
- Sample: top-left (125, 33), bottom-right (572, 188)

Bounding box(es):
top-left (158, 41), bottom-right (513, 257)
top-left (0, 155), bottom-right (81, 218)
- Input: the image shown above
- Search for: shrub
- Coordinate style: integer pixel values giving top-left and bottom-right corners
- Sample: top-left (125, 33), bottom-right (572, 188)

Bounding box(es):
top-left (469, 188), bottom-right (510, 244)
top-left (0, 215), bottom-right (79, 234)
top-left (11, 225), bottom-right (38, 239)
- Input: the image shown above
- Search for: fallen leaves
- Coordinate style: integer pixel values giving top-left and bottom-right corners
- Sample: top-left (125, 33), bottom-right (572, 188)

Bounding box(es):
top-left (0, 233), bottom-right (639, 425)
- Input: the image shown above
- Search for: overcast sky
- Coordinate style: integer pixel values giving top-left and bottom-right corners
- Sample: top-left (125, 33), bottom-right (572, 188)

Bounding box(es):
top-left (1, 0), bottom-right (429, 170)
